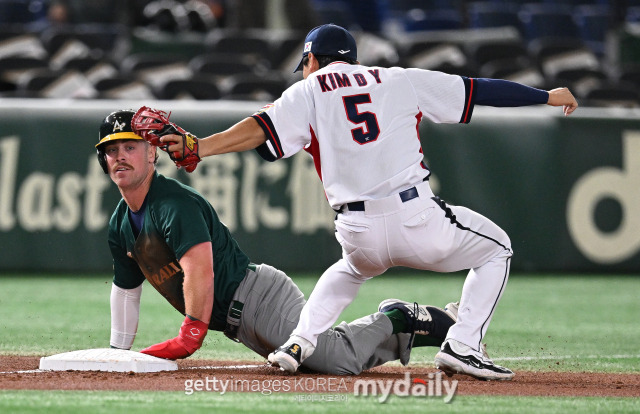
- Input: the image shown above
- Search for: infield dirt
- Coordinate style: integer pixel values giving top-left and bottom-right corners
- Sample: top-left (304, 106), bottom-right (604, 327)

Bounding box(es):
top-left (1, 356), bottom-right (639, 397)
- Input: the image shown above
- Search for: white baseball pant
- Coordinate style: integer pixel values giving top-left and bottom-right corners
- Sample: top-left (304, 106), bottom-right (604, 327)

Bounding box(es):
top-left (292, 180), bottom-right (512, 353)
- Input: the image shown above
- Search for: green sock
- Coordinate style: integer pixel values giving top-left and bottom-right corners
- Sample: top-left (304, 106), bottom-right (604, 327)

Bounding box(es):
top-left (383, 309), bottom-right (408, 334)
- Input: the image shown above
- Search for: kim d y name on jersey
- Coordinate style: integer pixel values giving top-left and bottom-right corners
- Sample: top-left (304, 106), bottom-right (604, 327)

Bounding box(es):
top-left (316, 69), bottom-right (382, 92)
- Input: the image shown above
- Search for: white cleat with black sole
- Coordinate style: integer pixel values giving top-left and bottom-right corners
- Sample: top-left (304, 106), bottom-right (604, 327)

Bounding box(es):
top-left (435, 339), bottom-right (515, 381)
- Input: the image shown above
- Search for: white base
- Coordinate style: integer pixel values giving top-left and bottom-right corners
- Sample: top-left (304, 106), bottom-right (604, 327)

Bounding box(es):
top-left (39, 348), bottom-right (178, 373)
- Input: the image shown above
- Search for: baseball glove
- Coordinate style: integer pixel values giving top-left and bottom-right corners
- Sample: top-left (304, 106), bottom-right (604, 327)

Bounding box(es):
top-left (131, 106), bottom-right (201, 172)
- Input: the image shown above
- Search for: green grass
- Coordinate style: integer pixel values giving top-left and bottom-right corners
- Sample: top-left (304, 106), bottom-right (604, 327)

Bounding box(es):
top-left (0, 391), bottom-right (639, 414)
top-left (1, 273), bottom-right (639, 413)
top-left (1, 272), bottom-right (638, 372)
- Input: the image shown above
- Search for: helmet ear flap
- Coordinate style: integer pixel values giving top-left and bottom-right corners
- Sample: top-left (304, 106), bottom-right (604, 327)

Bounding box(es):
top-left (97, 149), bottom-right (108, 174)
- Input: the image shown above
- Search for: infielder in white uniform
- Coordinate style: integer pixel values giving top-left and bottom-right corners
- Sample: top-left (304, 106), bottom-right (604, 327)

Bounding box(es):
top-left (144, 24), bottom-right (578, 381)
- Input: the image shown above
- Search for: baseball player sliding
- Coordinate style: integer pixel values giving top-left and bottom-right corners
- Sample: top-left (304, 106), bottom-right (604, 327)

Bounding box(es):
top-left (133, 24), bottom-right (578, 381)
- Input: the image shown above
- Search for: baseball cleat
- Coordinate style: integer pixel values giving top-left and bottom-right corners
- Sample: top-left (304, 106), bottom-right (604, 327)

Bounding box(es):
top-left (440, 302), bottom-right (492, 360)
top-left (444, 301), bottom-right (459, 321)
top-left (435, 339), bottom-right (514, 381)
top-left (267, 335), bottom-right (315, 373)
top-left (378, 299), bottom-right (456, 341)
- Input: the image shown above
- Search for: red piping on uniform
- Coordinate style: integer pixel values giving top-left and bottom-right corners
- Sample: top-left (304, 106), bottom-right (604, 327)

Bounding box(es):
top-left (256, 115), bottom-right (283, 157)
top-left (462, 78), bottom-right (474, 123)
top-left (304, 125), bottom-right (323, 181)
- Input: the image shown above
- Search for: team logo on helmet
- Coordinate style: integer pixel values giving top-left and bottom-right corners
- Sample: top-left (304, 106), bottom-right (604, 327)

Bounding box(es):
top-left (113, 119), bottom-right (126, 132)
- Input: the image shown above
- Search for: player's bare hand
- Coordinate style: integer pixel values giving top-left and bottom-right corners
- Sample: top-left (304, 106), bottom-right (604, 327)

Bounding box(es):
top-left (160, 134), bottom-right (184, 156)
top-left (547, 87), bottom-right (578, 116)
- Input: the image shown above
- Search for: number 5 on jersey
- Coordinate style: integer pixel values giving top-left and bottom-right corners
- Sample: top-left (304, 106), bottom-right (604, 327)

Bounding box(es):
top-left (343, 94), bottom-right (381, 144)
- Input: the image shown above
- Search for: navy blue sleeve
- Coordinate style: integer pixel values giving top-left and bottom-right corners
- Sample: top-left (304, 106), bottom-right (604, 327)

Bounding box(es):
top-left (251, 112), bottom-right (283, 162)
top-left (474, 78), bottom-right (549, 107)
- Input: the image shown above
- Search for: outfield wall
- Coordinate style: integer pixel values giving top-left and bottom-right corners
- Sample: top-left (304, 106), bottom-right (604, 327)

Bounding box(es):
top-left (0, 100), bottom-right (639, 273)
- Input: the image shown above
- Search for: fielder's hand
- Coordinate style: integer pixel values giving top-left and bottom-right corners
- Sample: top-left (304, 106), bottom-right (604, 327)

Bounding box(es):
top-left (547, 87), bottom-right (578, 116)
top-left (140, 315), bottom-right (208, 360)
top-left (131, 106), bottom-right (201, 172)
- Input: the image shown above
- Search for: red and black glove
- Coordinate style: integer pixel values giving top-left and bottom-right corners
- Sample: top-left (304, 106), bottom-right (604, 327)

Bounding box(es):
top-left (173, 132), bottom-right (200, 173)
top-left (131, 106), bottom-right (201, 173)
top-left (140, 315), bottom-right (208, 360)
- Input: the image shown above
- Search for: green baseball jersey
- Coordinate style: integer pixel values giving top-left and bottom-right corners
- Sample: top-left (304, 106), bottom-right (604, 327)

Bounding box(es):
top-left (107, 172), bottom-right (250, 330)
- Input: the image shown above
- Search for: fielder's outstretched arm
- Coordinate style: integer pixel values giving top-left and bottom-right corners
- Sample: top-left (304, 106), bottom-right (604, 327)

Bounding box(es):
top-left (161, 117), bottom-right (267, 158)
top-left (472, 78), bottom-right (578, 116)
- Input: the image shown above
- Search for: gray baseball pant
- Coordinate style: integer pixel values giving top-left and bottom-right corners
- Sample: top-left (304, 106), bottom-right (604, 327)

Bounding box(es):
top-left (227, 263), bottom-right (413, 375)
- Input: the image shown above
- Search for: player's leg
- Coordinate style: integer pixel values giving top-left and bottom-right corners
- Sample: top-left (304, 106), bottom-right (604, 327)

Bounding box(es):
top-left (426, 200), bottom-right (514, 380)
top-left (233, 264), bottom-right (456, 375)
top-left (391, 195), bottom-right (514, 379)
top-left (269, 258), bottom-right (371, 372)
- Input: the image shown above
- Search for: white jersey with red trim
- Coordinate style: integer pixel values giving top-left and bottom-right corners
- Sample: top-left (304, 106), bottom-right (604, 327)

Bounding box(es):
top-left (252, 62), bottom-right (474, 210)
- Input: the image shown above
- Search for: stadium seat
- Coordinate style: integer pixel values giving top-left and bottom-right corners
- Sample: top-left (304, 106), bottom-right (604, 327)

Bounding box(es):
top-left (478, 57), bottom-right (532, 78)
top-left (518, 4), bottom-right (580, 42)
top-left (405, 43), bottom-right (471, 74)
top-left (0, 56), bottom-right (49, 72)
top-left (17, 69), bottom-right (98, 98)
top-left (0, 0), bottom-right (47, 24)
top-left (582, 81), bottom-right (640, 107)
top-left (189, 53), bottom-right (258, 78)
top-left (310, 1), bottom-right (356, 30)
top-left (158, 77), bottom-right (221, 100)
top-left (120, 53), bottom-right (188, 75)
top-left (40, 24), bottom-right (129, 58)
top-left (467, 2), bottom-right (521, 31)
top-left (0, 32), bottom-right (48, 59)
top-left (553, 67), bottom-right (607, 84)
top-left (626, 6), bottom-right (640, 23)
top-left (527, 37), bottom-right (600, 82)
top-left (541, 0), bottom-right (603, 4)
top-left (618, 64), bottom-right (640, 89)
top-left (402, 9), bottom-right (464, 32)
top-left (552, 67), bottom-right (608, 97)
top-left (59, 56), bottom-right (105, 72)
top-left (221, 72), bottom-right (287, 101)
top-left (206, 31), bottom-right (271, 59)
top-left (528, 37), bottom-right (590, 63)
top-left (94, 76), bottom-right (155, 99)
top-left (0, 55), bottom-right (49, 95)
top-left (465, 39), bottom-right (529, 69)
top-left (573, 5), bottom-right (613, 55)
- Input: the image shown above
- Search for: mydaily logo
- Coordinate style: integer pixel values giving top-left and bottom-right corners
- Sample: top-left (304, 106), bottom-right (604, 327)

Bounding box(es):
top-left (353, 372), bottom-right (458, 403)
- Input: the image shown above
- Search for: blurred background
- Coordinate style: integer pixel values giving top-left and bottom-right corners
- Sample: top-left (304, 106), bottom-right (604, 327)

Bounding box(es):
top-left (1, 0), bottom-right (640, 105)
top-left (1, 0), bottom-right (639, 275)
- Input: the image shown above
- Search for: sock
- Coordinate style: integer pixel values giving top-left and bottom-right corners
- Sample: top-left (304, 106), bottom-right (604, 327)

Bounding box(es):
top-left (383, 309), bottom-right (408, 334)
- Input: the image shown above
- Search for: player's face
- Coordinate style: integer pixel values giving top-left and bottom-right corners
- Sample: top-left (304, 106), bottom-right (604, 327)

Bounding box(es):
top-left (104, 140), bottom-right (155, 189)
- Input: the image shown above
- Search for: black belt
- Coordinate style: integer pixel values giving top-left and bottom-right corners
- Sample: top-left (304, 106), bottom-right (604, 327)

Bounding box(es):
top-left (223, 264), bottom-right (255, 341)
top-left (224, 300), bottom-right (244, 342)
top-left (339, 185), bottom-right (421, 213)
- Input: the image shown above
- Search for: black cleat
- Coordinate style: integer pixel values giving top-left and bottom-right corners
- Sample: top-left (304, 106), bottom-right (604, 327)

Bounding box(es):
top-left (379, 299), bottom-right (456, 342)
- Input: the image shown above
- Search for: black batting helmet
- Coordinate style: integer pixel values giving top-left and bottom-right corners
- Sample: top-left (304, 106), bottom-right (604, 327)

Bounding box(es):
top-left (96, 109), bottom-right (144, 174)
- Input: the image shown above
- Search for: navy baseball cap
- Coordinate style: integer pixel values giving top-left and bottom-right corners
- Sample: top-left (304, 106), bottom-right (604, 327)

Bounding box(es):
top-left (294, 24), bottom-right (357, 72)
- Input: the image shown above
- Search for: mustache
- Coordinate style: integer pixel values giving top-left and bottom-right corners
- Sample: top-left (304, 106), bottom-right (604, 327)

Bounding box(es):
top-left (112, 163), bottom-right (133, 172)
